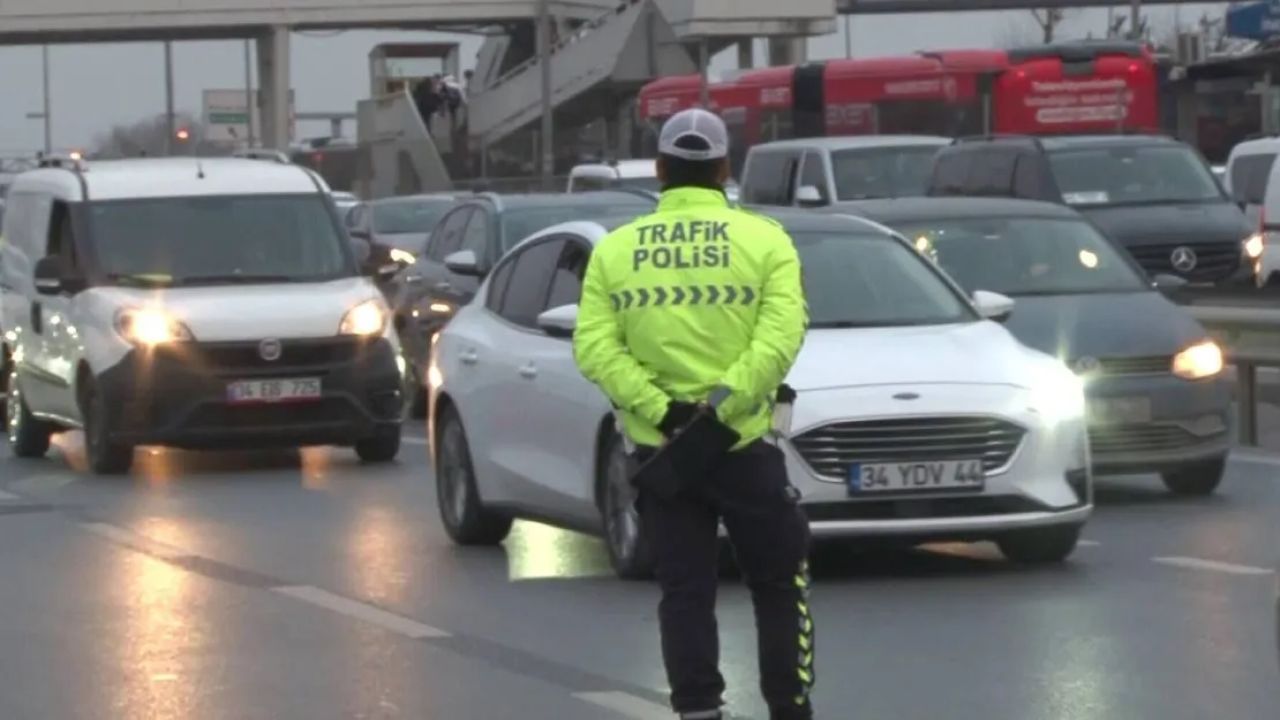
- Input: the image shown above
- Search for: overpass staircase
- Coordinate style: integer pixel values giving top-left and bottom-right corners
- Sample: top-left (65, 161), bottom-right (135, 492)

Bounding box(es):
top-left (467, 0), bottom-right (696, 150)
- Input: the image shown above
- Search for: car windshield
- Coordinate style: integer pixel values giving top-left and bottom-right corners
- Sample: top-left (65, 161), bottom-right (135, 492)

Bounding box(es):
top-left (1048, 145), bottom-right (1223, 206)
top-left (373, 200), bottom-right (452, 236)
top-left (613, 176), bottom-right (661, 192)
top-left (501, 204), bottom-right (651, 250)
top-left (830, 146), bottom-right (942, 200)
top-left (793, 230), bottom-right (974, 328)
top-left (87, 194), bottom-right (352, 286)
top-left (890, 217), bottom-right (1148, 296)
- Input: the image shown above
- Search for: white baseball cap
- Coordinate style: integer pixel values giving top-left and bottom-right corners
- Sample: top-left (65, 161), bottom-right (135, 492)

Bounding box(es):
top-left (658, 108), bottom-right (729, 161)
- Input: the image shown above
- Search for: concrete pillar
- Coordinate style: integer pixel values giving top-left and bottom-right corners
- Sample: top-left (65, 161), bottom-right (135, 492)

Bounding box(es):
top-left (737, 38), bottom-right (754, 69)
top-left (256, 26), bottom-right (292, 150)
top-left (767, 37), bottom-right (807, 67)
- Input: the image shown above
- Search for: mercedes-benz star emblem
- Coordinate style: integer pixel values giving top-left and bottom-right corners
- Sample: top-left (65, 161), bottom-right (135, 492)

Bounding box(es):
top-left (1073, 356), bottom-right (1101, 375)
top-left (258, 338), bottom-right (283, 362)
top-left (1170, 246), bottom-right (1198, 273)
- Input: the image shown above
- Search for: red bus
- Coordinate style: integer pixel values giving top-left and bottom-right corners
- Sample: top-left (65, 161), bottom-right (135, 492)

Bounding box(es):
top-left (636, 41), bottom-right (1160, 177)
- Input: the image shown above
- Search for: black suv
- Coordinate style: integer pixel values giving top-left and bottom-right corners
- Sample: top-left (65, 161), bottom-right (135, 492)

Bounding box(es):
top-left (926, 134), bottom-right (1256, 286)
top-left (388, 190), bottom-right (657, 415)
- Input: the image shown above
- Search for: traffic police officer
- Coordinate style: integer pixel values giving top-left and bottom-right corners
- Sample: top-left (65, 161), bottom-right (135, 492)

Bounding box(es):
top-left (573, 109), bottom-right (814, 720)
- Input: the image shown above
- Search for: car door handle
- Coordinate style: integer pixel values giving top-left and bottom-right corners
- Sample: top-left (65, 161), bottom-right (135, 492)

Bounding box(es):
top-left (405, 275), bottom-right (424, 284)
top-left (518, 363), bottom-right (537, 379)
top-left (459, 349), bottom-right (479, 365)
top-left (434, 281), bottom-right (453, 292)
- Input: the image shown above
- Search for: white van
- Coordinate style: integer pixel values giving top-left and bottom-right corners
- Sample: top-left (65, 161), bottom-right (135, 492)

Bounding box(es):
top-left (1223, 136), bottom-right (1280, 231)
top-left (739, 135), bottom-right (950, 208)
top-left (0, 156), bottom-right (406, 474)
top-left (566, 160), bottom-right (660, 193)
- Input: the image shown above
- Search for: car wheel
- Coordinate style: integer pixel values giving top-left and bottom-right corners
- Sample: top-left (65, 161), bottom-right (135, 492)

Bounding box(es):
top-left (600, 433), bottom-right (654, 580)
top-left (436, 406), bottom-right (511, 545)
top-left (996, 524), bottom-right (1081, 564)
top-left (81, 378), bottom-right (133, 475)
top-left (1161, 457), bottom-right (1226, 496)
top-left (355, 426), bottom-right (401, 463)
top-left (7, 372), bottom-right (52, 459)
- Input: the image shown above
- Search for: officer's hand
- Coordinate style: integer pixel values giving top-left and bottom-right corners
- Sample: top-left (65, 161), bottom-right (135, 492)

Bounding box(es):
top-left (657, 401), bottom-right (700, 439)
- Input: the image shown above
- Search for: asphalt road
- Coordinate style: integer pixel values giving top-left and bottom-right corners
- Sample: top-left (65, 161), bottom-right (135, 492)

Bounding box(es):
top-left (0, 421), bottom-right (1276, 720)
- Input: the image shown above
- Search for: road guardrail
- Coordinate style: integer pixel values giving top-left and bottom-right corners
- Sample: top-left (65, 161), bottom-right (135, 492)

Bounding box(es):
top-left (1187, 305), bottom-right (1280, 446)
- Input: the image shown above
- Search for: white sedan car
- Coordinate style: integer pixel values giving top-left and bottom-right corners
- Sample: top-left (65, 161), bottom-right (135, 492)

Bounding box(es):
top-left (427, 211), bottom-right (1093, 578)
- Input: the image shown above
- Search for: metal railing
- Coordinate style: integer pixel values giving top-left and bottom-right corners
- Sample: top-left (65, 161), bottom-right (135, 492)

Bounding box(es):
top-left (482, 0), bottom-right (643, 94)
top-left (1186, 305), bottom-right (1280, 446)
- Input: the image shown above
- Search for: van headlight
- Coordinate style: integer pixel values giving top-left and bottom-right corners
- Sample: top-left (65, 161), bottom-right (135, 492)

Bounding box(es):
top-left (1172, 340), bottom-right (1223, 380)
top-left (1029, 369), bottom-right (1086, 425)
top-left (1244, 233), bottom-right (1265, 260)
top-left (339, 298), bottom-right (389, 337)
top-left (115, 307), bottom-right (193, 345)
top-left (389, 248), bottom-right (417, 265)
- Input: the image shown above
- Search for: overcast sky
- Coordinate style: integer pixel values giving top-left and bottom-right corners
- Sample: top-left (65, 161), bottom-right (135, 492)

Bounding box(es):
top-left (0, 2), bottom-right (1227, 153)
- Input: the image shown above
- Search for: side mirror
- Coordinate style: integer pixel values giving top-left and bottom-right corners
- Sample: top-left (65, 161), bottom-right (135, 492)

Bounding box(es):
top-left (349, 236), bottom-right (372, 265)
top-left (795, 185), bottom-right (825, 208)
top-left (444, 249), bottom-right (482, 277)
top-left (33, 257), bottom-right (63, 295)
top-left (536, 303), bottom-right (578, 339)
top-left (972, 290), bottom-right (1015, 322)
top-left (1152, 273), bottom-right (1189, 292)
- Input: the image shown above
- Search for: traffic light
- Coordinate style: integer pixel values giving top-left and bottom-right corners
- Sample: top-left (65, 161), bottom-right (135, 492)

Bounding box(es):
top-left (175, 127), bottom-right (191, 142)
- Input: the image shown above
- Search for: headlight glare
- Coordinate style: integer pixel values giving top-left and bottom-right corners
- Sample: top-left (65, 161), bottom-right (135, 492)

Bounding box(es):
top-left (1172, 340), bottom-right (1223, 380)
top-left (389, 248), bottom-right (417, 265)
top-left (1244, 233), bottom-right (1265, 260)
top-left (1029, 368), bottom-right (1086, 425)
top-left (339, 298), bottom-right (388, 336)
top-left (115, 307), bottom-right (192, 345)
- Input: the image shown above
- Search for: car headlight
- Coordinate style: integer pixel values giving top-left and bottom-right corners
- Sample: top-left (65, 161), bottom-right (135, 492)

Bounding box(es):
top-left (1244, 233), bottom-right (1265, 260)
top-left (1172, 340), bottom-right (1223, 380)
top-left (389, 248), bottom-right (417, 265)
top-left (1029, 368), bottom-right (1086, 425)
top-left (339, 298), bottom-right (389, 337)
top-left (115, 307), bottom-right (193, 345)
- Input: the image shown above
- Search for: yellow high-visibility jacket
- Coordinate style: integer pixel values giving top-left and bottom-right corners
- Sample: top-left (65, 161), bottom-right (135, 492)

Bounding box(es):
top-left (573, 186), bottom-right (808, 449)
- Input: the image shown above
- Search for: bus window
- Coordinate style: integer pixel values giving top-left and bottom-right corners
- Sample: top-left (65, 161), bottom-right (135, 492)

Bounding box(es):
top-left (760, 109), bottom-right (794, 143)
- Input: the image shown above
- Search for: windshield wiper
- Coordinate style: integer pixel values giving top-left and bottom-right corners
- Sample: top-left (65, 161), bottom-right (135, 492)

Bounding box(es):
top-left (105, 273), bottom-right (175, 288)
top-left (174, 274), bottom-right (300, 286)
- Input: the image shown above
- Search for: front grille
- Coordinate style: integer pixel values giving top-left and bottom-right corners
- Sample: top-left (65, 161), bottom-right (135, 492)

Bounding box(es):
top-left (803, 496), bottom-right (1046, 521)
top-left (1126, 242), bottom-right (1240, 282)
top-left (1085, 355), bottom-right (1172, 377)
top-left (156, 338), bottom-right (362, 373)
top-left (791, 416), bottom-right (1026, 479)
top-left (185, 398), bottom-right (352, 430)
top-left (1088, 424), bottom-right (1195, 455)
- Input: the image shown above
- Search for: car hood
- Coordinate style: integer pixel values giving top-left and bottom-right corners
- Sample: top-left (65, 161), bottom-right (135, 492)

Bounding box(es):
top-left (374, 232), bottom-right (429, 252)
top-left (1001, 290), bottom-right (1205, 359)
top-left (786, 321), bottom-right (1042, 392)
top-left (84, 277), bottom-right (383, 341)
top-left (1078, 201), bottom-right (1251, 247)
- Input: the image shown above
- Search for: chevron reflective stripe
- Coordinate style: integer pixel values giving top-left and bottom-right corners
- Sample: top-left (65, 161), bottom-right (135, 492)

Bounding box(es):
top-left (610, 285), bottom-right (759, 309)
top-left (793, 559), bottom-right (815, 705)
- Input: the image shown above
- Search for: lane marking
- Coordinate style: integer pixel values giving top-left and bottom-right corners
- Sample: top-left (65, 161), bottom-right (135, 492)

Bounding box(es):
top-left (1152, 556), bottom-right (1274, 576)
top-left (79, 522), bottom-right (189, 562)
top-left (0, 489), bottom-right (18, 501)
top-left (572, 692), bottom-right (671, 720)
top-left (1077, 539), bottom-right (1101, 547)
top-left (272, 585), bottom-right (451, 639)
top-left (401, 436), bottom-right (429, 446)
